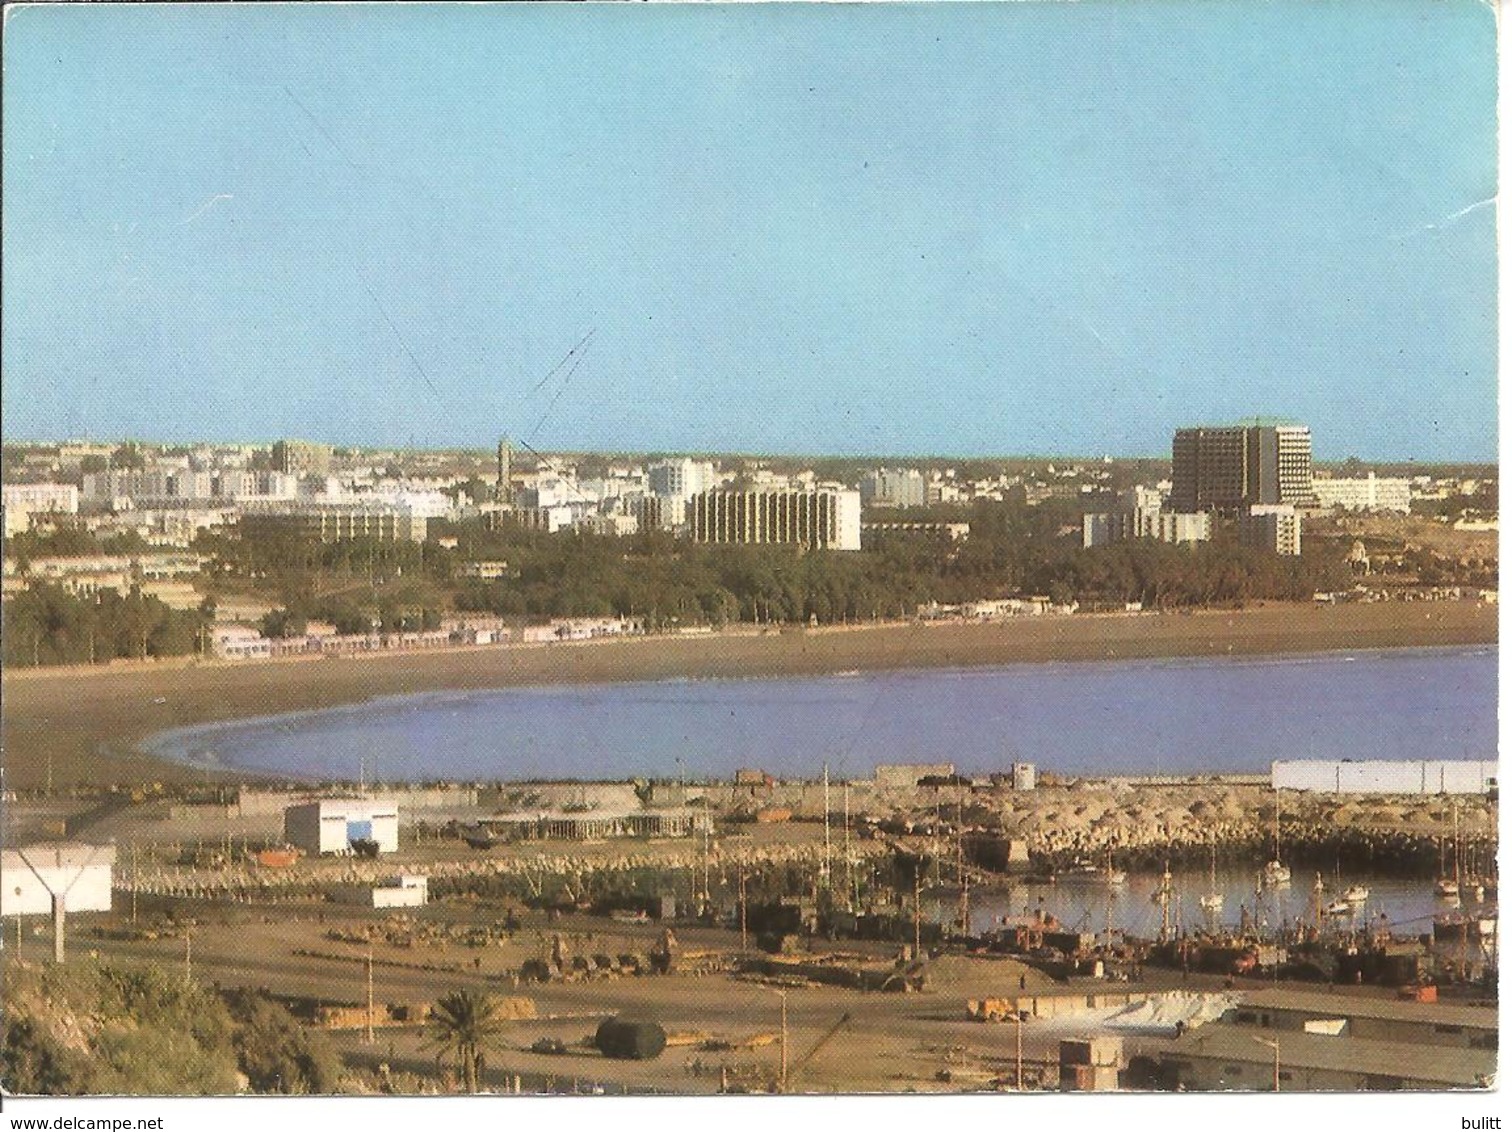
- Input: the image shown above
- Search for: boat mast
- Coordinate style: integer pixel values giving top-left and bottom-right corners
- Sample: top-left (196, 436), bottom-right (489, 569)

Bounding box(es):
top-left (844, 778), bottom-right (855, 911)
top-left (821, 763), bottom-right (832, 892)
top-left (1453, 801), bottom-right (1463, 890)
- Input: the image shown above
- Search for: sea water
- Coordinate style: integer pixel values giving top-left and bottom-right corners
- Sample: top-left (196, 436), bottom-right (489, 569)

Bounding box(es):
top-left (144, 645), bottom-right (1495, 783)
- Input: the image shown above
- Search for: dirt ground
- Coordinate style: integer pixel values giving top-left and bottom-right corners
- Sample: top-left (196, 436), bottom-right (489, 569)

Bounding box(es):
top-left (50, 898), bottom-right (1195, 1095)
top-left (1, 600), bottom-right (1497, 790)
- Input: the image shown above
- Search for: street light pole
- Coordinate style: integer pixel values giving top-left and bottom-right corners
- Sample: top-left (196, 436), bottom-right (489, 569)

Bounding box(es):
top-left (779, 990), bottom-right (788, 1092)
top-left (1015, 1009), bottom-right (1023, 1092)
top-left (739, 868), bottom-right (748, 952)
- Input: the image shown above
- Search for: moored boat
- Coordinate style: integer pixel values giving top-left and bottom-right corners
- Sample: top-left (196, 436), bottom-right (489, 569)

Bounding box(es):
top-left (1260, 796), bottom-right (1291, 887)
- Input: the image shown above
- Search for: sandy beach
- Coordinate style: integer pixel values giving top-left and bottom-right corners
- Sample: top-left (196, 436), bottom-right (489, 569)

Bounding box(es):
top-left (1, 600), bottom-right (1496, 790)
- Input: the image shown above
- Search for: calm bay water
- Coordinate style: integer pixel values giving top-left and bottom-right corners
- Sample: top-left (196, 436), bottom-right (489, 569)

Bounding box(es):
top-left (147, 645), bottom-right (1496, 782)
top-left (925, 867), bottom-right (1482, 940)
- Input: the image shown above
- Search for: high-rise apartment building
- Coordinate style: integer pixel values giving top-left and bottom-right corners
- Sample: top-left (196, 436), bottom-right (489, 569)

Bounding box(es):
top-left (647, 458), bottom-right (717, 531)
top-left (687, 488), bottom-right (862, 551)
top-left (1170, 424), bottom-right (1313, 512)
top-left (859, 468), bottom-right (926, 509)
top-left (271, 439), bottom-right (334, 477)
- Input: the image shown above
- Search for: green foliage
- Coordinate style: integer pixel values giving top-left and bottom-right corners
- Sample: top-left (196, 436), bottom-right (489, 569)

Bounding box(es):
top-left (1, 962), bottom-right (240, 1095)
top-left (1, 963), bottom-right (344, 1096)
top-left (189, 499), bottom-right (1362, 647)
top-left (424, 989), bottom-right (509, 1094)
top-left (259, 607), bottom-right (309, 639)
top-left (2, 584), bottom-right (211, 667)
top-left (7, 525), bottom-right (110, 562)
top-left (1, 1015), bottom-right (83, 1094)
top-left (223, 989), bottom-right (341, 1094)
top-left (110, 443), bottom-right (146, 471)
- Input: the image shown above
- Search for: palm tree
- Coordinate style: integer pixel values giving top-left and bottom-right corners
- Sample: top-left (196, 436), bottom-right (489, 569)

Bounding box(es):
top-left (424, 989), bottom-right (509, 1093)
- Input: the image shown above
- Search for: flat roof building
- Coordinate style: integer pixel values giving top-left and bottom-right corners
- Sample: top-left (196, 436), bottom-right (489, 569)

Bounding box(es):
top-left (1223, 987), bottom-right (1497, 1050)
top-left (1159, 1025), bottom-right (1494, 1092)
top-left (860, 468), bottom-right (926, 509)
top-left (284, 799), bottom-right (400, 855)
top-left (1171, 424), bottom-right (1314, 513)
top-left (240, 506), bottom-right (427, 544)
top-left (1273, 759), bottom-right (1496, 795)
top-left (1312, 473), bottom-right (1413, 514)
top-left (1239, 503), bottom-right (1302, 556)
top-left (271, 439), bottom-right (334, 476)
top-left (687, 487), bottom-right (861, 551)
top-left (476, 807), bottom-right (712, 842)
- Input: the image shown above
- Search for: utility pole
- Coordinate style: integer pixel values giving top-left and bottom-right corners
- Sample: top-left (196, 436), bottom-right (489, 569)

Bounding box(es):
top-left (1015, 1009), bottom-right (1023, 1091)
top-left (701, 825), bottom-right (711, 909)
top-left (779, 990), bottom-right (788, 1092)
top-left (366, 944), bottom-right (376, 1045)
top-left (843, 779), bottom-right (855, 911)
top-left (739, 868), bottom-right (748, 952)
top-left (913, 866), bottom-right (922, 959)
top-left (821, 764), bottom-right (831, 891)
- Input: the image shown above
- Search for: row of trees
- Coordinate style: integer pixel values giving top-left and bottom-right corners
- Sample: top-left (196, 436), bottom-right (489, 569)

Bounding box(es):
top-left (1, 498), bottom-right (1356, 669)
top-left (204, 498), bottom-right (1353, 636)
top-left (2, 585), bottom-right (211, 668)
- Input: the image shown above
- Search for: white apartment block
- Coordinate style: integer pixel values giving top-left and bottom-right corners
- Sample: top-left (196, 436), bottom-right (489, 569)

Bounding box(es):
top-left (1, 482), bottom-right (79, 536)
top-left (2, 482), bottom-right (80, 515)
top-left (1312, 473), bottom-right (1413, 513)
top-left (687, 487), bottom-right (862, 551)
top-left (860, 468), bottom-right (927, 509)
top-left (647, 458), bottom-right (717, 530)
top-left (1082, 494), bottom-right (1209, 548)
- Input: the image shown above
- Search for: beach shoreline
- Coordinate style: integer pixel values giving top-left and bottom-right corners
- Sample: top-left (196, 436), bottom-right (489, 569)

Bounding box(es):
top-left (0, 600), bottom-right (1496, 790)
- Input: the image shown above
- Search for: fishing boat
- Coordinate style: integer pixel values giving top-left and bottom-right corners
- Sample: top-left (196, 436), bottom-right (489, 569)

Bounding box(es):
top-left (1260, 796), bottom-right (1291, 887)
top-left (1433, 909), bottom-right (1498, 944)
top-left (1105, 848), bottom-right (1127, 887)
top-left (1435, 805), bottom-right (1463, 899)
top-left (1325, 899), bottom-right (1355, 917)
top-left (1342, 884), bottom-right (1370, 904)
top-left (1199, 845), bottom-right (1223, 917)
top-left (1151, 862), bottom-right (1173, 905)
top-left (1065, 858), bottom-right (1100, 878)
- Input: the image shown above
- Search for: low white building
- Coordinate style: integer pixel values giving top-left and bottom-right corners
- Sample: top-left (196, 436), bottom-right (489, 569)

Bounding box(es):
top-left (0, 843), bottom-right (116, 917)
top-left (1272, 759), bottom-right (1496, 795)
top-left (212, 625), bottom-right (271, 660)
top-left (284, 799), bottom-right (400, 855)
top-left (336, 874), bottom-right (428, 908)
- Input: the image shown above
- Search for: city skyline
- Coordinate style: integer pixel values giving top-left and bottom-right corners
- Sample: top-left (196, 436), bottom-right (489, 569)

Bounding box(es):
top-left (3, 3), bottom-right (1498, 462)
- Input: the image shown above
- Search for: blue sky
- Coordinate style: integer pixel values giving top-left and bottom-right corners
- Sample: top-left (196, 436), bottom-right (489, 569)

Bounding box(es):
top-left (2, 2), bottom-right (1497, 460)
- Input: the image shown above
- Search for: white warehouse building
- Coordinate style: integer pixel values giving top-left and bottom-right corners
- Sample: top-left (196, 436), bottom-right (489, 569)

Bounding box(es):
top-left (284, 799), bottom-right (400, 855)
top-left (1272, 760), bottom-right (1496, 796)
top-left (0, 843), bottom-right (116, 917)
